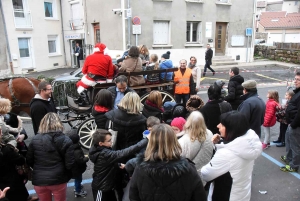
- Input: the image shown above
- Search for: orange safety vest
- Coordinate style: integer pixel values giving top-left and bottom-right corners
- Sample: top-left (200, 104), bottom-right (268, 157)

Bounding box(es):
top-left (174, 68), bottom-right (192, 94)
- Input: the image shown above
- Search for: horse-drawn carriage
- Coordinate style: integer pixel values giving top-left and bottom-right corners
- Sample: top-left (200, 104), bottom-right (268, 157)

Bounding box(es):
top-left (52, 68), bottom-right (178, 149)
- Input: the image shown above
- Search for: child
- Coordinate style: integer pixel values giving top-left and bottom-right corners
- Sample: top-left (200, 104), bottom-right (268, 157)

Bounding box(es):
top-left (171, 117), bottom-right (186, 139)
top-left (262, 90), bottom-right (280, 149)
top-left (143, 116), bottom-right (160, 138)
top-left (66, 129), bottom-right (89, 197)
top-left (89, 129), bottom-right (149, 201)
top-left (145, 54), bottom-right (160, 84)
top-left (273, 91), bottom-right (295, 147)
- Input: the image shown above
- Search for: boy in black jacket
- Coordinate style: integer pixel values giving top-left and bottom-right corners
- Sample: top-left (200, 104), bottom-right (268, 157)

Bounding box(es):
top-left (66, 129), bottom-right (89, 197)
top-left (89, 129), bottom-right (149, 201)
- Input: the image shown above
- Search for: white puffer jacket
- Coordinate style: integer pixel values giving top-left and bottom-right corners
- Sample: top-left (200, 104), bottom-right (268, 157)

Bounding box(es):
top-left (201, 129), bottom-right (262, 201)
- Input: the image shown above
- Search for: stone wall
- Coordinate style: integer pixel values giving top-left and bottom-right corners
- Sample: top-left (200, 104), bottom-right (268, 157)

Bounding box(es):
top-left (254, 45), bottom-right (300, 64)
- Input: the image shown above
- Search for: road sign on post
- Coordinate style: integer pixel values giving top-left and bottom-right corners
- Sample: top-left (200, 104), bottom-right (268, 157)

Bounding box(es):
top-left (132, 16), bottom-right (141, 25)
top-left (246, 28), bottom-right (252, 36)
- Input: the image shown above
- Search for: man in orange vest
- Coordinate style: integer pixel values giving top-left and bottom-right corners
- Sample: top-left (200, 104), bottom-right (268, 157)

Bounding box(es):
top-left (174, 59), bottom-right (195, 106)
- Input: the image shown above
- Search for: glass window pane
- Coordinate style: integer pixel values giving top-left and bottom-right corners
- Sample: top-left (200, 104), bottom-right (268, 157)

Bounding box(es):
top-left (18, 38), bottom-right (29, 57)
top-left (48, 40), bottom-right (56, 53)
top-left (192, 22), bottom-right (198, 42)
top-left (12, 0), bottom-right (23, 9)
top-left (186, 23), bottom-right (190, 42)
top-left (44, 2), bottom-right (53, 17)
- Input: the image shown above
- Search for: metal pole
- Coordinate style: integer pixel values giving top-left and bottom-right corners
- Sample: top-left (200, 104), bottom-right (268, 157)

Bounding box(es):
top-left (0, 0), bottom-right (14, 74)
top-left (135, 34), bottom-right (138, 46)
top-left (127, 0), bottom-right (131, 47)
top-left (246, 36), bottom-right (249, 63)
top-left (59, 0), bottom-right (67, 66)
top-left (121, 0), bottom-right (126, 51)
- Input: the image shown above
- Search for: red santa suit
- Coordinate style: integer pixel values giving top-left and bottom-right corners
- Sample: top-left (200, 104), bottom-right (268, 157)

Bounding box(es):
top-left (76, 43), bottom-right (114, 94)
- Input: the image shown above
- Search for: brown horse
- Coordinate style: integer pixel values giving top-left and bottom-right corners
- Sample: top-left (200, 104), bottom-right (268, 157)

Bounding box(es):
top-left (0, 77), bottom-right (41, 116)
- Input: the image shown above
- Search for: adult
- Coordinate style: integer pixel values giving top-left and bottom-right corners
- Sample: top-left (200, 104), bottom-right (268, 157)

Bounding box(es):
top-left (105, 92), bottom-right (146, 151)
top-left (188, 56), bottom-right (201, 92)
top-left (76, 43), bottom-right (114, 104)
top-left (107, 75), bottom-right (134, 109)
top-left (75, 42), bottom-right (83, 68)
top-left (280, 70), bottom-right (300, 172)
top-left (201, 111), bottom-right (262, 201)
top-left (224, 67), bottom-right (244, 110)
top-left (200, 84), bottom-right (232, 134)
top-left (159, 51), bottom-right (173, 81)
top-left (179, 111), bottom-right (214, 184)
top-left (238, 80), bottom-right (266, 137)
top-left (129, 124), bottom-right (207, 201)
top-left (138, 45), bottom-right (150, 66)
top-left (30, 81), bottom-right (56, 135)
top-left (119, 46), bottom-right (145, 86)
top-left (26, 113), bottom-right (75, 201)
top-left (142, 90), bottom-right (164, 121)
top-left (203, 44), bottom-right (215, 77)
top-left (174, 59), bottom-right (195, 107)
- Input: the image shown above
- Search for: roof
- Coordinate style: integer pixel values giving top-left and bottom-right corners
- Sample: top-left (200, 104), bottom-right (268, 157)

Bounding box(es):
top-left (259, 11), bottom-right (300, 29)
top-left (257, 1), bottom-right (266, 8)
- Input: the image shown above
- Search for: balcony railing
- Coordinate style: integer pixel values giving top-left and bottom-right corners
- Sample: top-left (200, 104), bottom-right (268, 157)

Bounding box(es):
top-left (13, 9), bottom-right (33, 29)
top-left (69, 19), bottom-right (84, 30)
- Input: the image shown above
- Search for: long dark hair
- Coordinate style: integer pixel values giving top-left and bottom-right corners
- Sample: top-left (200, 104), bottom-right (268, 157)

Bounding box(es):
top-left (94, 89), bottom-right (113, 109)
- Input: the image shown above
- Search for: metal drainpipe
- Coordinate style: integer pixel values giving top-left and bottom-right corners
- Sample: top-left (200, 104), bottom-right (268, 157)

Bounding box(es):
top-left (59, 0), bottom-right (67, 66)
top-left (0, 0), bottom-right (14, 74)
top-left (127, 0), bottom-right (131, 48)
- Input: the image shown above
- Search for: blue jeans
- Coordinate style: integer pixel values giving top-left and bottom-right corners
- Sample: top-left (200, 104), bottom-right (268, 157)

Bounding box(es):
top-left (175, 94), bottom-right (190, 107)
top-left (74, 175), bottom-right (83, 193)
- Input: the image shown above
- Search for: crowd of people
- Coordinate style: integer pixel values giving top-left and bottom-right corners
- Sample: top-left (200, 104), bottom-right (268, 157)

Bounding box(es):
top-left (0, 42), bottom-right (300, 201)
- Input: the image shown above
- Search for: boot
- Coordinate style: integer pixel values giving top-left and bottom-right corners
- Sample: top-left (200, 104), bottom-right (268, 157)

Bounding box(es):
top-left (202, 73), bottom-right (206, 77)
top-left (276, 142), bottom-right (285, 147)
top-left (78, 91), bottom-right (90, 107)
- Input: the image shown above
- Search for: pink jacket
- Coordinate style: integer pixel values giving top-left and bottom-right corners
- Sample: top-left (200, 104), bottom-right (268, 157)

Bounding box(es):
top-left (263, 99), bottom-right (279, 127)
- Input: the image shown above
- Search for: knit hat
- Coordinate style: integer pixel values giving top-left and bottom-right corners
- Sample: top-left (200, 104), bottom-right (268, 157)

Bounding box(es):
top-left (94, 43), bottom-right (109, 55)
top-left (242, 80), bottom-right (257, 89)
top-left (161, 51), bottom-right (171, 59)
top-left (215, 80), bottom-right (225, 88)
top-left (171, 117), bottom-right (186, 131)
top-left (186, 95), bottom-right (204, 112)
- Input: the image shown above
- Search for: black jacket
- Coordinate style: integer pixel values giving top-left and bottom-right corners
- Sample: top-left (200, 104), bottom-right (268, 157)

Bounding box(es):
top-left (107, 86), bottom-right (134, 107)
top-left (89, 139), bottom-right (148, 191)
top-left (105, 108), bottom-right (147, 151)
top-left (129, 156), bottom-right (207, 201)
top-left (224, 74), bottom-right (244, 110)
top-left (205, 48), bottom-right (213, 61)
top-left (30, 96), bottom-right (56, 134)
top-left (72, 143), bottom-right (88, 178)
top-left (286, 87), bottom-right (300, 128)
top-left (26, 132), bottom-right (75, 186)
top-left (141, 101), bottom-right (163, 121)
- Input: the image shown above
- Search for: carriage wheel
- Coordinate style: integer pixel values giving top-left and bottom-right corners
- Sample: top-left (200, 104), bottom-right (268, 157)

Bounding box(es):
top-left (66, 111), bottom-right (90, 129)
top-left (140, 90), bottom-right (175, 104)
top-left (77, 118), bottom-right (97, 149)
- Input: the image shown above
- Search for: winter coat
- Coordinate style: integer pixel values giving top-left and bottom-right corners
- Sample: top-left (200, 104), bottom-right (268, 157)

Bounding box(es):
top-left (129, 155), bottom-right (207, 201)
top-left (201, 129), bottom-right (262, 201)
top-left (26, 131), bottom-right (75, 186)
top-left (145, 63), bottom-right (160, 83)
top-left (89, 139), bottom-right (148, 191)
top-left (224, 75), bottom-right (244, 110)
top-left (107, 86), bottom-right (134, 107)
top-left (286, 87), bottom-right (300, 128)
top-left (72, 143), bottom-right (88, 178)
top-left (30, 94), bottom-right (56, 134)
top-left (142, 100), bottom-right (163, 120)
top-left (105, 108), bottom-right (147, 151)
top-left (238, 92), bottom-right (266, 136)
top-left (119, 57), bottom-right (145, 86)
top-left (179, 129), bottom-right (214, 184)
top-left (82, 52), bottom-right (114, 79)
top-left (205, 48), bottom-right (213, 61)
top-left (159, 59), bottom-right (173, 80)
top-left (92, 105), bottom-right (110, 129)
top-left (0, 143), bottom-right (28, 201)
top-left (263, 99), bottom-right (279, 127)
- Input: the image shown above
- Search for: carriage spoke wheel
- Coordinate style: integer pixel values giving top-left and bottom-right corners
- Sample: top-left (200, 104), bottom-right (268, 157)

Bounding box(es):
top-left (66, 111), bottom-right (89, 129)
top-left (77, 118), bottom-right (97, 149)
top-left (140, 90), bottom-right (175, 105)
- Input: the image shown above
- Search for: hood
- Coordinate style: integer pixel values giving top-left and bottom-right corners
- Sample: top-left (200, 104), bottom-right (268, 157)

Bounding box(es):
top-left (41, 132), bottom-right (64, 152)
top-left (216, 129), bottom-right (262, 160)
top-left (105, 108), bottom-right (147, 126)
top-left (230, 74), bottom-right (244, 84)
top-left (160, 59), bottom-right (173, 68)
top-left (29, 94), bottom-right (51, 107)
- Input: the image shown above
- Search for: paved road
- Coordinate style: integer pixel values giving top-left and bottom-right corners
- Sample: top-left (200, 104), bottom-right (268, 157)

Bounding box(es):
top-left (21, 65), bottom-right (299, 201)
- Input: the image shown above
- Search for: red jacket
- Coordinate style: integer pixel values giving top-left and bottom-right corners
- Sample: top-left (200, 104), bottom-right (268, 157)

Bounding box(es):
top-left (82, 52), bottom-right (114, 79)
top-left (263, 99), bottom-right (279, 127)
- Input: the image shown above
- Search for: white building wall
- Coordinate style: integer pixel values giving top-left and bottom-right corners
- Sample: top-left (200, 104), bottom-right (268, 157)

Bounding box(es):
top-left (282, 1), bottom-right (300, 13)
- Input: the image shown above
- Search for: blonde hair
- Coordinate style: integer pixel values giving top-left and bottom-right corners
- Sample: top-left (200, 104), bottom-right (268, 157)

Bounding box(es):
top-left (150, 54), bottom-right (159, 70)
top-left (147, 90), bottom-right (163, 108)
top-left (268, 90), bottom-right (279, 103)
top-left (38, 112), bottom-right (64, 134)
top-left (184, 111), bottom-right (207, 142)
top-left (117, 92), bottom-right (141, 114)
top-left (139, 45), bottom-right (149, 55)
top-left (144, 124), bottom-right (182, 162)
top-left (0, 98), bottom-right (12, 114)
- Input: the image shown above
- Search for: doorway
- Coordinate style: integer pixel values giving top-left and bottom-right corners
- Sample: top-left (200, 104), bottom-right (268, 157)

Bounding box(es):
top-left (215, 22), bottom-right (227, 55)
top-left (93, 23), bottom-right (100, 44)
top-left (70, 39), bottom-right (84, 67)
top-left (18, 38), bottom-right (33, 69)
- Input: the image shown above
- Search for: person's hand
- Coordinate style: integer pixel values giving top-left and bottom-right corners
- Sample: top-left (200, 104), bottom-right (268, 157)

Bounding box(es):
top-left (212, 134), bottom-right (221, 144)
top-left (119, 163), bottom-right (125, 169)
top-left (16, 134), bottom-right (25, 142)
top-left (0, 187), bottom-right (10, 199)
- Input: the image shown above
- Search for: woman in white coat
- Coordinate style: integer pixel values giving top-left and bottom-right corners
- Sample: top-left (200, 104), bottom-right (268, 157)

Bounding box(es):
top-left (178, 111), bottom-right (214, 183)
top-left (201, 111), bottom-right (262, 201)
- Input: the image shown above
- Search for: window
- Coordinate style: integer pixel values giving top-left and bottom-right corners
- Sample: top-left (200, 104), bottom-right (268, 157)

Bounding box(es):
top-left (44, 0), bottom-right (57, 18)
top-left (47, 35), bottom-right (60, 54)
top-left (12, 0), bottom-right (24, 17)
top-left (216, 0), bottom-right (231, 4)
top-left (153, 21), bottom-right (170, 45)
top-left (186, 22), bottom-right (202, 43)
top-left (18, 38), bottom-right (30, 57)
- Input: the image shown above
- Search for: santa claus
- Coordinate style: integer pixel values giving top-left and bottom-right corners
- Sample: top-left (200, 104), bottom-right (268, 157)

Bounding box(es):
top-left (76, 43), bottom-right (114, 104)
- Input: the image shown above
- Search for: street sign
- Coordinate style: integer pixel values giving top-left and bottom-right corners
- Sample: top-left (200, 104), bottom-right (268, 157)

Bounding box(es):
top-left (132, 16), bottom-right (141, 25)
top-left (132, 25), bottom-right (141, 34)
top-left (246, 28), bottom-right (252, 36)
top-left (126, 8), bottom-right (132, 18)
